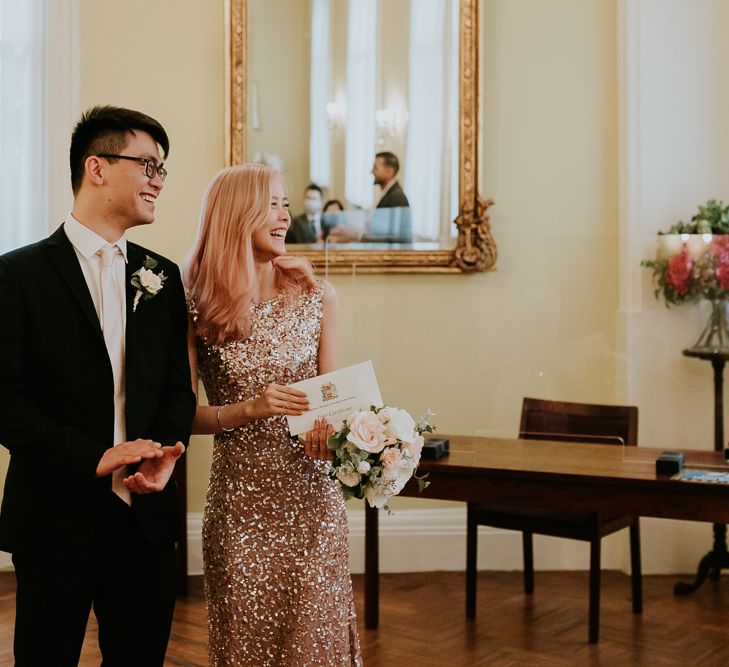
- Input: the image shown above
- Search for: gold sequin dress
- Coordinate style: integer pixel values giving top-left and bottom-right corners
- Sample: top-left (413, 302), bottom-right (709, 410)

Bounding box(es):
top-left (190, 281), bottom-right (362, 667)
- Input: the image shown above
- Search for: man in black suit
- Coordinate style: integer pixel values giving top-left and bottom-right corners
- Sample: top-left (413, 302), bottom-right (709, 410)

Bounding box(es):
top-left (0, 106), bottom-right (195, 666)
top-left (367, 151), bottom-right (412, 242)
top-left (285, 182), bottom-right (323, 243)
top-left (372, 151), bottom-right (409, 209)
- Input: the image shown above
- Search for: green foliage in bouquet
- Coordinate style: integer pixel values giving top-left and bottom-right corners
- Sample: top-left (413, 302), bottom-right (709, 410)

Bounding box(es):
top-left (663, 199), bottom-right (729, 235)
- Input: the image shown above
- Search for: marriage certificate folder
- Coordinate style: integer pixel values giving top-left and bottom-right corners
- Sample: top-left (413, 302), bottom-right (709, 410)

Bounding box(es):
top-left (286, 361), bottom-right (383, 436)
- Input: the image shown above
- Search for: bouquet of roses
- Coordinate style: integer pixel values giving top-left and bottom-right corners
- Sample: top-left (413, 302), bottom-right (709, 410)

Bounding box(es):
top-left (327, 406), bottom-right (434, 510)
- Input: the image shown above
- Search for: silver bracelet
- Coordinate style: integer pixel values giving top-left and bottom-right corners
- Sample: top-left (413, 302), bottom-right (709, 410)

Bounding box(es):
top-left (216, 405), bottom-right (235, 432)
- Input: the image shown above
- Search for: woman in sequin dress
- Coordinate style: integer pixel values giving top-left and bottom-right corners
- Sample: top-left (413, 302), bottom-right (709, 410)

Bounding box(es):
top-left (183, 164), bottom-right (361, 666)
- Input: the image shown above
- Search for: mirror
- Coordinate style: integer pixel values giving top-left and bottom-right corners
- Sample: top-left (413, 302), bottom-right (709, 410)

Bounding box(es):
top-left (226, 0), bottom-right (496, 273)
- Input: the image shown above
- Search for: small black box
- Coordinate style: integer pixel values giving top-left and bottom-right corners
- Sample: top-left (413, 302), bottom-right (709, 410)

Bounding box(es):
top-left (656, 450), bottom-right (685, 475)
top-left (421, 437), bottom-right (450, 459)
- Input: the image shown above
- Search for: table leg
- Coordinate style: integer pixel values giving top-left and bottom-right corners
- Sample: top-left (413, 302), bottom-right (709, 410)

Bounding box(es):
top-left (712, 357), bottom-right (725, 452)
top-left (365, 503), bottom-right (379, 629)
top-left (675, 523), bottom-right (729, 594)
top-left (675, 355), bottom-right (729, 595)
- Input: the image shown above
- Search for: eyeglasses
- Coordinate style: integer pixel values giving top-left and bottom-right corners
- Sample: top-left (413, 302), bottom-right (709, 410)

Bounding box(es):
top-left (96, 154), bottom-right (168, 181)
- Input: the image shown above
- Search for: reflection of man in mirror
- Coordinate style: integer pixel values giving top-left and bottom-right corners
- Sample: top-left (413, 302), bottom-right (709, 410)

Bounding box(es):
top-left (372, 152), bottom-right (409, 208)
top-left (366, 151), bottom-right (412, 242)
top-left (285, 183), bottom-right (323, 243)
top-left (327, 152), bottom-right (413, 244)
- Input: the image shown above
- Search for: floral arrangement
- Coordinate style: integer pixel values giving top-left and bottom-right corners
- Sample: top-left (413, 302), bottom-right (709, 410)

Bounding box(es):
top-left (327, 406), bottom-right (434, 510)
top-left (642, 200), bottom-right (729, 305)
top-left (130, 255), bottom-right (166, 312)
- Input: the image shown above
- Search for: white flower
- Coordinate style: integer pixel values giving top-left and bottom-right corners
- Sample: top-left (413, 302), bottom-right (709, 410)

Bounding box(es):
top-left (401, 435), bottom-right (425, 466)
top-left (137, 267), bottom-right (163, 293)
top-left (346, 411), bottom-right (387, 454)
top-left (357, 460), bottom-right (371, 474)
top-left (364, 482), bottom-right (390, 509)
top-left (130, 255), bottom-right (166, 312)
top-left (335, 466), bottom-right (361, 488)
top-left (379, 407), bottom-right (417, 444)
top-left (382, 461), bottom-right (412, 495)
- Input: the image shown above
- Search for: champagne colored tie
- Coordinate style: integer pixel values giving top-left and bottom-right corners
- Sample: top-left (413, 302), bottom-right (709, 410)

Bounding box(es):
top-left (99, 245), bottom-right (130, 505)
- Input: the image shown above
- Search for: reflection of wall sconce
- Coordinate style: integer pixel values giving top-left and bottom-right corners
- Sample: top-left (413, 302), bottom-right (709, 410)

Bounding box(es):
top-left (376, 107), bottom-right (408, 145)
top-left (375, 109), bottom-right (395, 141)
top-left (252, 152), bottom-right (284, 172)
top-left (326, 101), bottom-right (345, 130)
top-left (251, 79), bottom-right (261, 131)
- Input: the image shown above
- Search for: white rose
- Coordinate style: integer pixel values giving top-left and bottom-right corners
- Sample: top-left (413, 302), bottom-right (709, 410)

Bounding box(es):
top-left (335, 466), bottom-right (361, 488)
top-left (357, 460), bottom-right (371, 474)
top-left (364, 482), bottom-right (390, 509)
top-left (379, 446), bottom-right (402, 468)
top-left (346, 411), bottom-right (387, 453)
top-left (138, 267), bottom-right (163, 293)
top-left (380, 407), bottom-right (417, 444)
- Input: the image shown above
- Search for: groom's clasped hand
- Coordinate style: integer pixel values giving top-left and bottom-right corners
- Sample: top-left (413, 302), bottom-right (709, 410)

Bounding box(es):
top-left (94, 437), bottom-right (186, 493)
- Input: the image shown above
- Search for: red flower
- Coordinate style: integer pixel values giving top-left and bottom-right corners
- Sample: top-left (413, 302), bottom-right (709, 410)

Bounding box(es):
top-left (666, 248), bottom-right (692, 294)
top-left (714, 239), bottom-right (729, 291)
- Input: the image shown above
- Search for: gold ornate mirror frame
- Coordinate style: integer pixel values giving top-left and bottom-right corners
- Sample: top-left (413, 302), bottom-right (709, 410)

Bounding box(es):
top-left (225, 0), bottom-right (496, 274)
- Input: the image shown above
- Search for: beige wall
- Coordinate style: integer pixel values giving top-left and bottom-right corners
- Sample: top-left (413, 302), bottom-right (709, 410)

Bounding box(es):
top-left (78, 0), bottom-right (619, 516)
top-left (0, 0), bottom-right (629, 561)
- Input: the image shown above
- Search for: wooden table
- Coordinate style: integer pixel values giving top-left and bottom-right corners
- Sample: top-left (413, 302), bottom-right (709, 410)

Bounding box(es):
top-left (363, 435), bottom-right (729, 628)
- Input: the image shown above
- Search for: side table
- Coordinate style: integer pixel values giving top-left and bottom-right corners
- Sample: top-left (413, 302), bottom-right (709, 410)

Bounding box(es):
top-left (674, 348), bottom-right (729, 594)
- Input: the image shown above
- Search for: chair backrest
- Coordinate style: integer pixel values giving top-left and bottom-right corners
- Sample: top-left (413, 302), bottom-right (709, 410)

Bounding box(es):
top-left (519, 397), bottom-right (638, 447)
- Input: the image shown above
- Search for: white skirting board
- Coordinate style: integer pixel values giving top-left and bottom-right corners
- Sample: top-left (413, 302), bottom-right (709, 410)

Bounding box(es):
top-left (0, 510), bottom-right (711, 575)
top-left (187, 507), bottom-right (638, 576)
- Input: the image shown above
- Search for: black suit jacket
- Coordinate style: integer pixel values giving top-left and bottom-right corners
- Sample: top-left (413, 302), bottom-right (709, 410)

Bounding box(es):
top-left (377, 181), bottom-right (410, 208)
top-left (285, 213), bottom-right (317, 243)
top-left (0, 225), bottom-right (195, 556)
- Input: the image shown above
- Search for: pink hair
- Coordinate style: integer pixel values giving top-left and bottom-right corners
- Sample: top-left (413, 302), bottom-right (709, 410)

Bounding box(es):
top-left (183, 163), bottom-right (315, 344)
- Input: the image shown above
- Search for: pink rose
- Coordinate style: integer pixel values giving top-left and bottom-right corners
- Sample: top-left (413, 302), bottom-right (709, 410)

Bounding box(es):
top-left (346, 411), bottom-right (387, 453)
top-left (380, 446), bottom-right (403, 468)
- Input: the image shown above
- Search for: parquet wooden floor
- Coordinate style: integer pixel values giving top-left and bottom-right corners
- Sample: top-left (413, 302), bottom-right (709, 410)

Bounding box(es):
top-left (2, 570), bottom-right (729, 665)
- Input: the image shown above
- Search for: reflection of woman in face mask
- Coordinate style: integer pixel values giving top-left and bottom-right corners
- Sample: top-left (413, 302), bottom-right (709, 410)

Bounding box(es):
top-left (323, 199), bottom-right (344, 214)
top-left (304, 192), bottom-right (323, 215)
top-left (322, 199), bottom-right (345, 241)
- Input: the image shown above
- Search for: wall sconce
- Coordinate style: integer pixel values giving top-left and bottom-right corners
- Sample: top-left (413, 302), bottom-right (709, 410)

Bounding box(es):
top-left (376, 107), bottom-right (408, 145)
top-left (326, 101), bottom-right (345, 130)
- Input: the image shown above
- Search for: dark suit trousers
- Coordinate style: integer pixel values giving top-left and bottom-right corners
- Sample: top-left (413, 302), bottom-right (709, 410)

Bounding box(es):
top-left (12, 493), bottom-right (177, 667)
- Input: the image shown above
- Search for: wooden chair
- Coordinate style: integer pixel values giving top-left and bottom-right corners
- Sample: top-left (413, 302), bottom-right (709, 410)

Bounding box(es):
top-left (465, 398), bottom-right (643, 643)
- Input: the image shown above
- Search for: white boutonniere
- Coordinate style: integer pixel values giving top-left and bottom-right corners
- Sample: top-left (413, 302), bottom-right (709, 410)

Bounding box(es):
top-left (131, 255), bottom-right (167, 312)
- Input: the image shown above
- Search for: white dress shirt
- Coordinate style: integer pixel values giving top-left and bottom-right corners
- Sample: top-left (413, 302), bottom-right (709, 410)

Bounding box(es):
top-left (65, 213), bottom-right (131, 502)
top-left (64, 213), bottom-right (128, 327)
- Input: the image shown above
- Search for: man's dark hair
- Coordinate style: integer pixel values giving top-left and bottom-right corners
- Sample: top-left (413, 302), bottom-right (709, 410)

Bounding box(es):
top-left (375, 151), bottom-right (400, 174)
top-left (305, 183), bottom-right (323, 195)
top-left (69, 105), bottom-right (170, 195)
